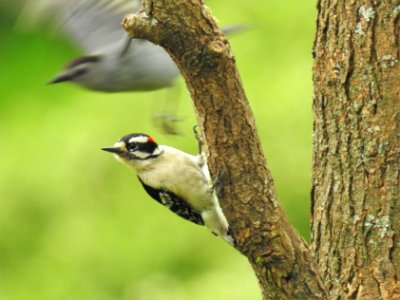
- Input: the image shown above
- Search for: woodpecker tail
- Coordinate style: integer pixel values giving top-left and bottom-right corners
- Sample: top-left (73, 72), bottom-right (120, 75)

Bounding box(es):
top-left (201, 204), bottom-right (235, 246)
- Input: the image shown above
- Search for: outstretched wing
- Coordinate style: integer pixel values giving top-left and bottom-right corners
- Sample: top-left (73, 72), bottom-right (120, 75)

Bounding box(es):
top-left (137, 177), bottom-right (204, 226)
top-left (18, 0), bottom-right (140, 53)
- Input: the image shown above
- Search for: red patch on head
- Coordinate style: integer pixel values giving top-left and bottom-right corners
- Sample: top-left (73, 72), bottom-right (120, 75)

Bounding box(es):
top-left (147, 136), bottom-right (156, 143)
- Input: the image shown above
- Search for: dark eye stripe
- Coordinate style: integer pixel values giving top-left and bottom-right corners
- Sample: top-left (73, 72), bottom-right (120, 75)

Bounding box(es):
top-left (127, 143), bottom-right (139, 151)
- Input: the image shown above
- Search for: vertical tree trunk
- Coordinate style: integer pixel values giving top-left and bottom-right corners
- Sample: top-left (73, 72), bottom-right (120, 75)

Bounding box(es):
top-left (312, 1), bottom-right (400, 298)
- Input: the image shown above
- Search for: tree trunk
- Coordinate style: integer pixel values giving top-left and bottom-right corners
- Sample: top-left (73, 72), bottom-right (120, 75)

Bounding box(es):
top-left (312, 1), bottom-right (400, 299)
top-left (123, 0), bottom-right (327, 298)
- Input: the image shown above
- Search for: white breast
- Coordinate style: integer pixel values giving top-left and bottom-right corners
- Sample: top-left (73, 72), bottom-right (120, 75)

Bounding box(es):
top-left (132, 145), bottom-right (214, 211)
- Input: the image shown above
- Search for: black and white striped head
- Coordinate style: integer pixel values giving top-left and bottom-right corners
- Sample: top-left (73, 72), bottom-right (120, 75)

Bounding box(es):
top-left (102, 133), bottom-right (163, 161)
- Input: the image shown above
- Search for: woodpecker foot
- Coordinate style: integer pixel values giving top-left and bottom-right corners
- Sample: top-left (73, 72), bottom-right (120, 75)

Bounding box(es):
top-left (193, 125), bottom-right (205, 155)
top-left (153, 112), bottom-right (184, 135)
top-left (212, 168), bottom-right (227, 197)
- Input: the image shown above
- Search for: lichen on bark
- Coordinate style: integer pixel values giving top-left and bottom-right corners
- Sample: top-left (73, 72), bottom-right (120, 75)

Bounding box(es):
top-left (312, 1), bottom-right (400, 298)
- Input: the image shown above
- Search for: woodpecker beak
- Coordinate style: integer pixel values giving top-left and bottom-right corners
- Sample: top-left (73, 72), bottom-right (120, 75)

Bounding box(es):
top-left (48, 74), bottom-right (73, 84)
top-left (101, 146), bottom-right (124, 154)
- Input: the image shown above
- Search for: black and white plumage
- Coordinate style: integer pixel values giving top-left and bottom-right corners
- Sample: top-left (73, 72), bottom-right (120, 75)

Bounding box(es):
top-left (102, 133), bottom-right (234, 245)
top-left (138, 177), bottom-right (205, 225)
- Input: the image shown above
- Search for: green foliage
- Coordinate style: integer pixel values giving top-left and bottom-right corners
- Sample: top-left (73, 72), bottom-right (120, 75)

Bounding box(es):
top-left (0, 1), bottom-right (315, 299)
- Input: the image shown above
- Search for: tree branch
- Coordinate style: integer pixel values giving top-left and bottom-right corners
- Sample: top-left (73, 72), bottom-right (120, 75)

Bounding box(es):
top-left (123, 1), bottom-right (327, 298)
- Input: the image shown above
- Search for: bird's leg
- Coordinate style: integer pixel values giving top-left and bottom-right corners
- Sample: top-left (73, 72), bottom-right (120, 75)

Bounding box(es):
top-left (152, 84), bottom-right (184, 135)
top-left (212, 168), bottom-right (227, 197)
top-left (193, 125), bottom-right (204, 155)
top-left (193, 126), bottom-right (225, 193)
top-left (193, 125), bottom-right (207, 168)
top-left (153, 112), bottom-right (184, 135)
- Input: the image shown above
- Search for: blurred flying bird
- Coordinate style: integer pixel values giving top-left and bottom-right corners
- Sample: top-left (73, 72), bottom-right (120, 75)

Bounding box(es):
top-left (18, 0), bottom-right (244, 133)
top-left (19, 0), bottom-right (180, 92)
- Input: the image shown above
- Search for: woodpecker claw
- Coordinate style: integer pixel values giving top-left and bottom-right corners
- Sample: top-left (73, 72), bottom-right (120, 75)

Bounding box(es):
top-left (212, 168), bottom-right (227, 197)
top-left (193, 125), bottom-right (204, 155)
top-left (153, 113), bottom-right (184, 135)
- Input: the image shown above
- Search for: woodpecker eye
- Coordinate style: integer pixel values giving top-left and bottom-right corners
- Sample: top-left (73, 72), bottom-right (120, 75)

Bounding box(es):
top-left (127, 142), bottom-right (139, 152)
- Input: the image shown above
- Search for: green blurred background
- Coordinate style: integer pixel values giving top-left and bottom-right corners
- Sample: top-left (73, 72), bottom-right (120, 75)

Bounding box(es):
top-left (0, 1), bottom-right (315, 299)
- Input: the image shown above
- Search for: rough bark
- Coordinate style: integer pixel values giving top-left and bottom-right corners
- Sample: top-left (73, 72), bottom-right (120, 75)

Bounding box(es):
top-left (122, 0), bottom-right (327, 299)
top-left (312, 1), bottom-right (400, 299)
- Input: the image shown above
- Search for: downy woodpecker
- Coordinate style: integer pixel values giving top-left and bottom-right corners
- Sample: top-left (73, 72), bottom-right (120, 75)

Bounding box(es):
top-left (102, 133), bottom-right (234, 245)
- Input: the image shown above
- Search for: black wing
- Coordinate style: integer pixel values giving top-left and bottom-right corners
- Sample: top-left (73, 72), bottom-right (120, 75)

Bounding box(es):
top-left (137, 177), bottom-right (204, 226)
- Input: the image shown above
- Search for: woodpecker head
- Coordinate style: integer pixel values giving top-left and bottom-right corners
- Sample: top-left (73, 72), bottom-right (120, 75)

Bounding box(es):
top-left (102, 133), bottom-right (163, 164)
top-left (48, 55), bottom-right (101, 85)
